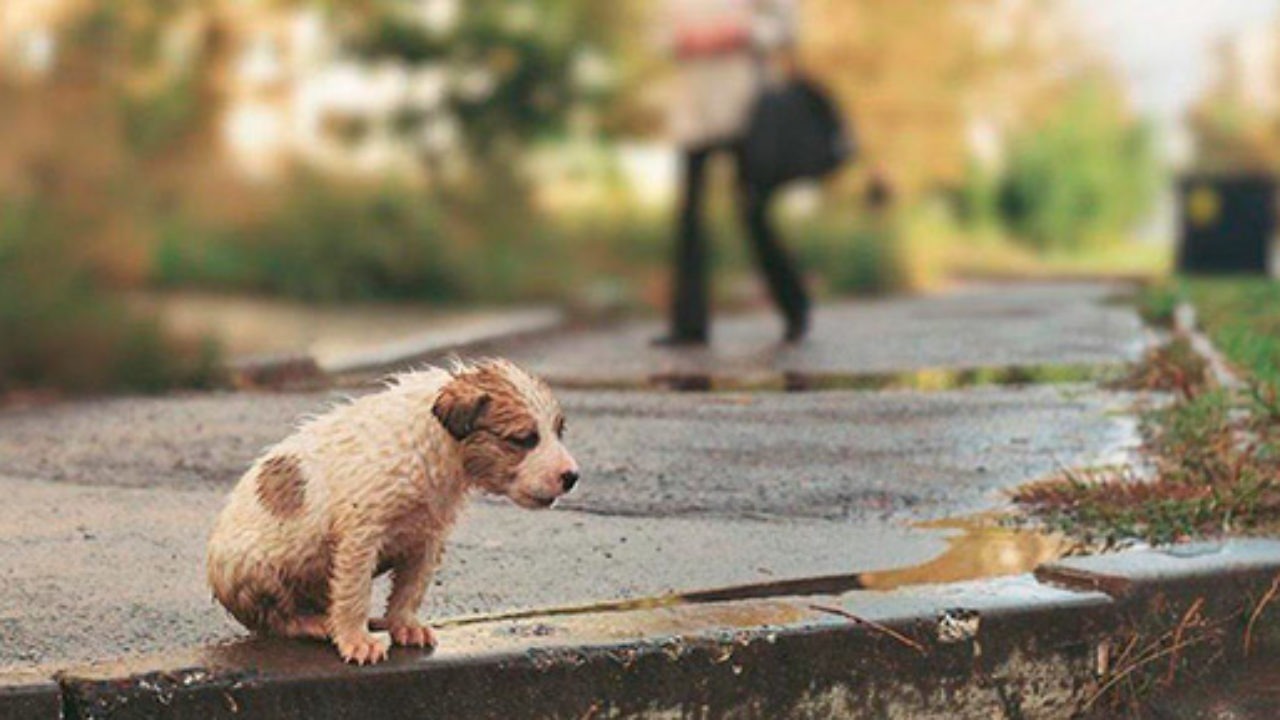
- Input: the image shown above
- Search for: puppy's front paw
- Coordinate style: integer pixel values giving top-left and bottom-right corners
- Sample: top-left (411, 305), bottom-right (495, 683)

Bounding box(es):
top-left (389, 620), bottom-right (437, 649)
top-left (335, 632), bottom-right (388, 665)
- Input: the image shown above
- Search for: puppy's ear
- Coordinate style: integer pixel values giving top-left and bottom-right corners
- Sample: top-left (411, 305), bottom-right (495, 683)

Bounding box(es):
top-left (432, 378), bottom-right (491, 441)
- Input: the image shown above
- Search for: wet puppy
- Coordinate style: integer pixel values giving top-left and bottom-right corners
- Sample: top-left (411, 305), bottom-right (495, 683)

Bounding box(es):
top-left (207, 359), bottom-right (578, 664)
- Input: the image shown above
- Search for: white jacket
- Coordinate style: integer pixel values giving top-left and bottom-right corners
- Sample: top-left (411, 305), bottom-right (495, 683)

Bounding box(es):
top-left (662, 0), bottom-right (798, 149)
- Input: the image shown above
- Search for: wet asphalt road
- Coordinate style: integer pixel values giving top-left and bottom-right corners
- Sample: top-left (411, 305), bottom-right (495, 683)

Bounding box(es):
top-left (0, 282), bottom-right (1148, 671)
top-left (0, 385), bottom-right (1135, 521)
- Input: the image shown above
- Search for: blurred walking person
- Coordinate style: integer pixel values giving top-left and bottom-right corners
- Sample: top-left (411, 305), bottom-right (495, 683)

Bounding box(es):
top-left (655, 0), bottom-right (811, 345)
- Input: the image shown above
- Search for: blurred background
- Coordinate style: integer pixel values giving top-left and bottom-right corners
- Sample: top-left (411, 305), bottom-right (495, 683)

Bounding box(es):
top-left (1, 0), bottom-right (1277, 394)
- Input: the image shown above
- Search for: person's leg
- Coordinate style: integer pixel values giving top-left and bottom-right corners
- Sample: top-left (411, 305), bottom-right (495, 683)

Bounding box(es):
top-left (734, 149), bottom-right (811, 342)
top-left (662, 145), bottom-right (713, 344)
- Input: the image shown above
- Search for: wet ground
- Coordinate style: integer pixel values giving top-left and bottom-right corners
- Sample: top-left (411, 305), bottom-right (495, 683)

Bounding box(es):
top-left (0, 384), bottom-right (1136, 669)
top-left (483, 281), bottom-right (1144, 385)
top-left (0, 281), bottom-right (1150, 672)
top-left (0, 385), bottom-right (1137, 519)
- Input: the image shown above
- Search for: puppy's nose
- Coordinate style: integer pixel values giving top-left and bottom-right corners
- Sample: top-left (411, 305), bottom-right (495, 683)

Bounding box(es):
top-left (560, 470), bottom-right (579, 492)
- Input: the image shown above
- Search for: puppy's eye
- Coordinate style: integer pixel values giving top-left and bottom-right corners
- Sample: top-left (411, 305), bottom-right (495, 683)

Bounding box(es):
top-left (554, 417), bottom-right (566, 438)
top-left (508, 431), bottom-right (539, 449)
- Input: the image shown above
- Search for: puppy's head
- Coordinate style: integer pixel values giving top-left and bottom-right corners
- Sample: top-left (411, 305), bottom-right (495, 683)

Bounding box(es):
top-left (432, 359), bottom-right (578, 509)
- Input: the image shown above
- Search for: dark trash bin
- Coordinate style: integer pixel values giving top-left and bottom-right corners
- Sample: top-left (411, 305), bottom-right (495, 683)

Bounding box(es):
top-left (1177, 174), bottom-right (1276, 275)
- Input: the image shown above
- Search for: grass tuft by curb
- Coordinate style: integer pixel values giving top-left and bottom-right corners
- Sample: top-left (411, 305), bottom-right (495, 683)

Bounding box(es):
top-left (1143, 278), bottom-right (1280, 394)
top-left (1135, 282), bottom-right (1180, 328)
top-left (1015, 336), bottom-right (1280, 545)
top-left (1112, 338), bottom-right (1210, 396)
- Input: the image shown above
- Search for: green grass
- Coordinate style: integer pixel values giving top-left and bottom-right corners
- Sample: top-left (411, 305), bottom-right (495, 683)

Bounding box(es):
top-left (1035, 273), bottom-right (1280, 543)
top-left (1183, 277), bottom-right (1280, 395)
top-left (1135, 281), bottom-right (1180, 328)
top-left (1018, 278), bottom-right (1280, 540)
top-left (1016, 336), bottom-right (1280, 545)
top-left (1019, 278), bottom-right (1280, 715)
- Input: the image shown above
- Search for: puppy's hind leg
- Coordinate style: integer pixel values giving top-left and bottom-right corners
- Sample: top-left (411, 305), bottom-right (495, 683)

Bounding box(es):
top-left (248, 590), bottom-right (327, 641)
top-left (279, 614), bottom-right (329, 641)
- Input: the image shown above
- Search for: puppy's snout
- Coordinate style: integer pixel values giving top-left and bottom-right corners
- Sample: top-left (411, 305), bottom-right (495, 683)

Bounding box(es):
top-left (560, 470), bottom-right (579, 493)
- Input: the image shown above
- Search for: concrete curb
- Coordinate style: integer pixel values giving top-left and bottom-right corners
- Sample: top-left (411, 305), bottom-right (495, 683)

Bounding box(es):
top-left (321, 308), bottom-right (564, 376)
top-left (4, 539), bottom-right (1278, 719)
top-left (0, 672), bottom-right (60, 720)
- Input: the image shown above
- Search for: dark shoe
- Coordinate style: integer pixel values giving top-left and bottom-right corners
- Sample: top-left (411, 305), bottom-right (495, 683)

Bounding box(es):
top-left (651, 333), bottom-right (708, 347)
top-left (783, 313), bottom-right (809, 344)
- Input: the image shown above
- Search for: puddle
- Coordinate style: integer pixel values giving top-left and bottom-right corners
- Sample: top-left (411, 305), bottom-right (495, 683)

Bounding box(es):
top-left (778, 365), bottom-right (1123, 393)
top-left (859, 520), bottom-right (1070, 590)
top-left (555, 363), bottom-right (1125, 393)
top-left (435, 519), bottom-right (1070, 629)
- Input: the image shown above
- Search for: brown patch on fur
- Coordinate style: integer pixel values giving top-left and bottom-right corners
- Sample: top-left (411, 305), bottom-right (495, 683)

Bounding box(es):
top-left (467, 365), bottom-right (537, 434)
top-left (460, 431), bottom-right (533, 493)
top-left (447, 365), bottom-right (539, 492)
top-left (432, 378), bottom-right (491, 441)
top-left (256, 454), bottom-right (307, 518)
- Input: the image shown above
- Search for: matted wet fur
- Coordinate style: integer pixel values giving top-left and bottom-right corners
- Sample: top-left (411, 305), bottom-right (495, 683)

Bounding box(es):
top-left (206, 359), bottom-right (578, 665)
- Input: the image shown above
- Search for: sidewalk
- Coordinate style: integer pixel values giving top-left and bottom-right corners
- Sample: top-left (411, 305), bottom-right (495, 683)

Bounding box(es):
top-left (135, 291), bottom-right (563, 374)
top-left (131, 291), bottom-right (562, 387)
top-left (464, 281), bottom-right (1144, 387)
top-left (9, 280), bottom-right (1261, 719)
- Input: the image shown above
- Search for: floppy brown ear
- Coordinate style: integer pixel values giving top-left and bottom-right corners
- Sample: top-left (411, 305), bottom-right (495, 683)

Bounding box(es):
top-left (432, 378), bottom-right (491, 441)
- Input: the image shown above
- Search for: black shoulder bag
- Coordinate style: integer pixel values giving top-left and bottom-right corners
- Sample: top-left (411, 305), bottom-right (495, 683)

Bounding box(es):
top-left (742, 76), bottom-right (855, 190)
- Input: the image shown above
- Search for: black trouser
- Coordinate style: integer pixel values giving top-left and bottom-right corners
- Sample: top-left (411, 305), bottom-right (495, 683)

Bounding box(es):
top-left (669, 140), bottom-right (810, 340)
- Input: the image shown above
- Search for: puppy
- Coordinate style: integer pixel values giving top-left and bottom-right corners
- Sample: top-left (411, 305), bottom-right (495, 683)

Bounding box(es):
top-left (206, 359), bottom-right (578, 664)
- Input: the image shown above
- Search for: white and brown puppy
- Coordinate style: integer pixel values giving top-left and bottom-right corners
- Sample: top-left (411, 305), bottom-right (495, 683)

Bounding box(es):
top-left (206, 359), bottom-right (578, 665)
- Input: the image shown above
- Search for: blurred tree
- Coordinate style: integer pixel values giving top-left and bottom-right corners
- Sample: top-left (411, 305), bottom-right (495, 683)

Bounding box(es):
top-left (339, 0), bottom-right (624, 180)
top-left (794, 0), bottom-right (1162, 256)
top-left (996, 76), bottom-right (1159, 253)
top-left (799, 0), bottom-right (1084, 197)
top-left (0, 0), bottom-right (627, 283)
top-left (0, 1), bottom-right (244, 284)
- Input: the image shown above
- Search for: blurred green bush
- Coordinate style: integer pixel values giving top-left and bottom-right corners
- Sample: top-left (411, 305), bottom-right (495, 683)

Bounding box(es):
top-left (0, 199), bottom-right (222, 394)
top-left (795, 215), bottom-right (910, 297)
top-left (155, 181), bottom-right (465, 302)
top-left (151, 178), bottom-right (920, 308)
top-left (961, 80), bottom-right (1161, 255)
